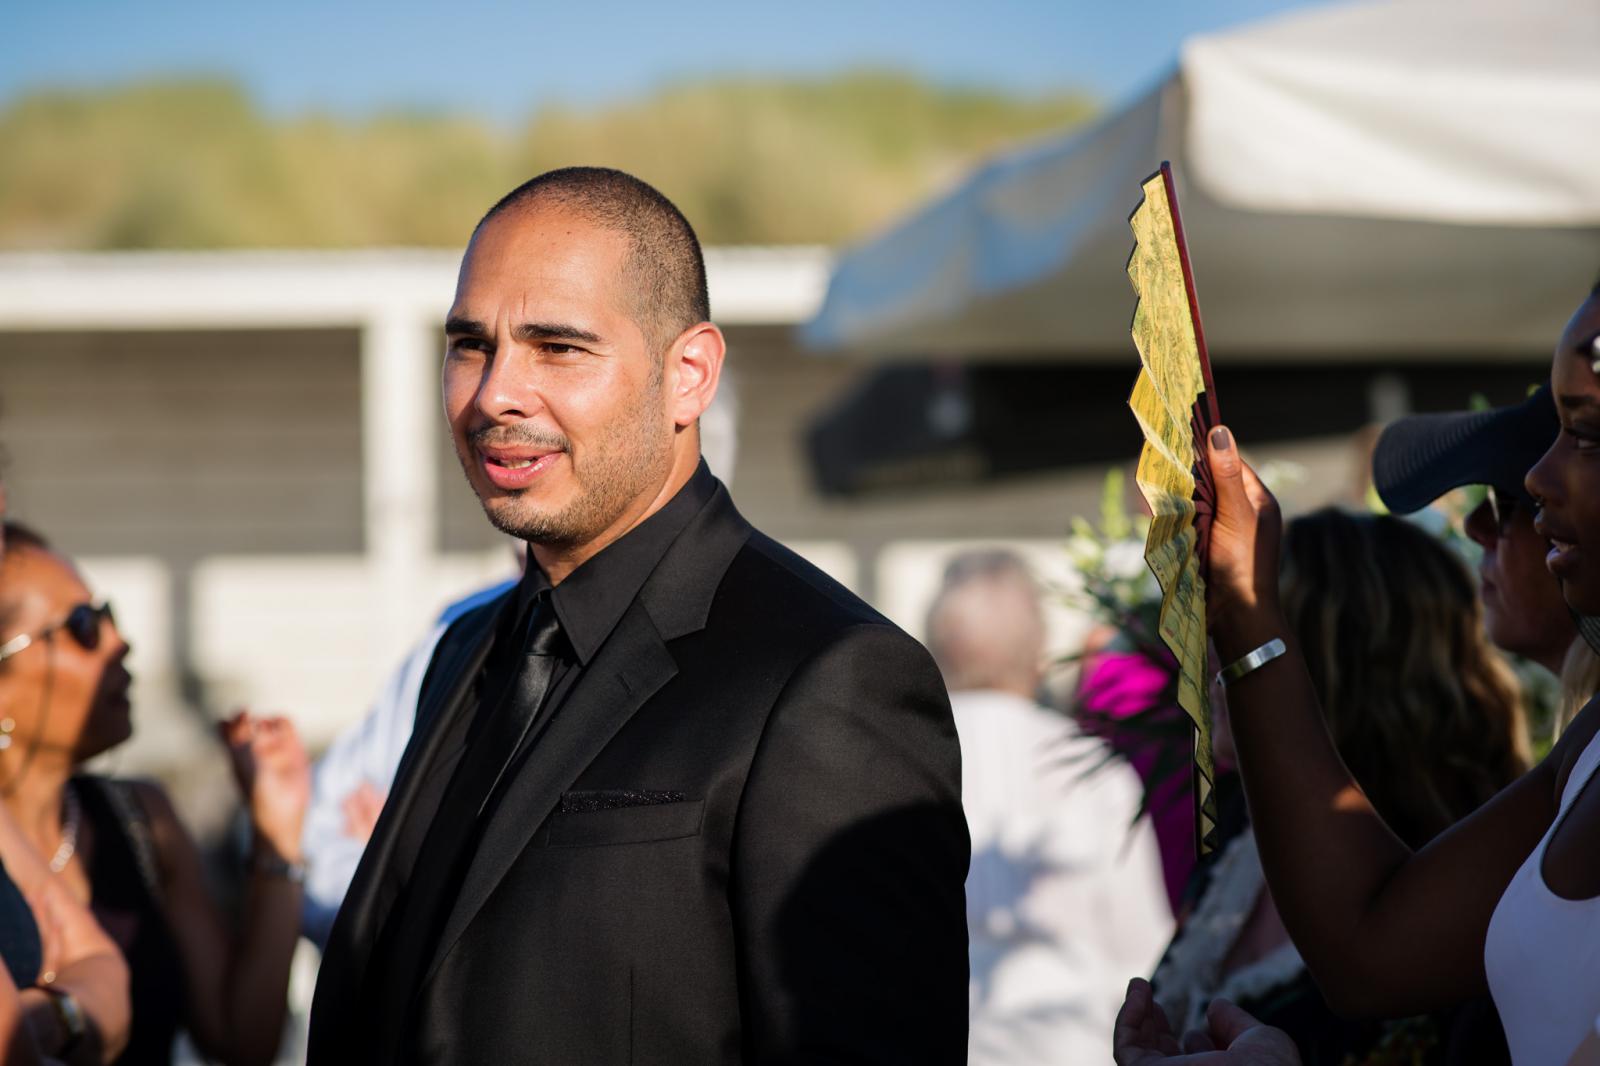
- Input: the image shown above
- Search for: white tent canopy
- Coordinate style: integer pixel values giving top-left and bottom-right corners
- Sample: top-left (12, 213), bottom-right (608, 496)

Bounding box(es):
top-left (803, 0), bottom-right (1600, 362)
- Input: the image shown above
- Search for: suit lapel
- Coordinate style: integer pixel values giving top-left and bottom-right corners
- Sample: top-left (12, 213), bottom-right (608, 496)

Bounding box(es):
top-left (314, 595), bottom-right (509, 1014)
top-left (419, 601), bottom-right (678, 986)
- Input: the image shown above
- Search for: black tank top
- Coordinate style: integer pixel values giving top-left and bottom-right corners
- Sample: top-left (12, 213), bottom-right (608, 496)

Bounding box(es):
top-left (0, 857), bottom-right (40, 988)
top-left (77, 776), bottom-right (187, 1066)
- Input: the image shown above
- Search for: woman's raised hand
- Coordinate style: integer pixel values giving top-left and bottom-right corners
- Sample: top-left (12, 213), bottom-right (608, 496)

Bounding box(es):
top-left (218, 712), bottom-right (310, 863)
top-left (1204, 427), bottom-right (1286, 659)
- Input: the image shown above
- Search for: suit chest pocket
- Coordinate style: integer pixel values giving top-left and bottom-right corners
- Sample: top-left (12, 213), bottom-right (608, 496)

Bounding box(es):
top-left (547, 799), bottom-right (705, 848)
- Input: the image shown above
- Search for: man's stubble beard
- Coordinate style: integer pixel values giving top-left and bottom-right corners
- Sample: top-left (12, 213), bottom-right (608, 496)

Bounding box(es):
top-left (464, 378), bottom-right (675, 550)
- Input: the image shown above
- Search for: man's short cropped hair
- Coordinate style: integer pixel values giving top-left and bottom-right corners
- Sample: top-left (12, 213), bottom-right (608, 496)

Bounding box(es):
top-left (479, 167), bottom-right (711, 355)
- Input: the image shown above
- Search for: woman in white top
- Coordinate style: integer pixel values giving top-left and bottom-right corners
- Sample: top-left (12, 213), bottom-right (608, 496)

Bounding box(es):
top-left (1118, 283), bottom-right (1600, 1066)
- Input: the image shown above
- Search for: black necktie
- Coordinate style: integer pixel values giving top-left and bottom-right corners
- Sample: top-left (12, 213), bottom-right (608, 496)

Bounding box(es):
top-left (368, 593), bottom-right (565, 1029)
top-left (473, 596), bottom-right (566, 811)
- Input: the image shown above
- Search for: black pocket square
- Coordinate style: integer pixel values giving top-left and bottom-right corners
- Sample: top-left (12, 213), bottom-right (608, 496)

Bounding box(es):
top-left (558, 789), bottom-right (688, 814)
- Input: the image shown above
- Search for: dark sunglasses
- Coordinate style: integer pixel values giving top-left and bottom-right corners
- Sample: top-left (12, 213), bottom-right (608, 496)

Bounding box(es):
top-left (1486, 486), bottom-right (1534, 535)
top-left (0, 602), bottom-right (115, 663)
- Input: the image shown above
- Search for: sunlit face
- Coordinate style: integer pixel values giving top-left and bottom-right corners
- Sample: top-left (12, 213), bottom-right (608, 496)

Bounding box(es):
top-left (1463, 491), bottom-right (1575, 670)
top-left (0, 546), bottom-right (133, 768)
top-left (1528, 295), bottom-right (1600, 617)
top-left (443, 204), bottom-right (677, 554)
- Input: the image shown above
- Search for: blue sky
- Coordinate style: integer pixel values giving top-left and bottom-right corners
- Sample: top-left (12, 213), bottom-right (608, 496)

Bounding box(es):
top-left (4, 1), bottom-right (1332, 123)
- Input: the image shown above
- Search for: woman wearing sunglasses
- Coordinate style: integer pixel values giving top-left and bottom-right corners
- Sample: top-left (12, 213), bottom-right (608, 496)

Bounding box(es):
top-left (1117, 283), bottom-right (1600, 1065)
top-left (0, 523), bottom-right (309, 1066)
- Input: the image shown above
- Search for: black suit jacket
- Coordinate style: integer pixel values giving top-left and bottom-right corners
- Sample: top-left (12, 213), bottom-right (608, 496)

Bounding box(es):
top-left (308, 483), bottom-right (970, 1065)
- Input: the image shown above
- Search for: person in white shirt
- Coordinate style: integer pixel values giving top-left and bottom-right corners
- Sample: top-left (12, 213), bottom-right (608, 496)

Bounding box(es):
top-left (926, 550), bottom-right (1172, 1066)
top-left (300, 577), bottom-right (517, 947)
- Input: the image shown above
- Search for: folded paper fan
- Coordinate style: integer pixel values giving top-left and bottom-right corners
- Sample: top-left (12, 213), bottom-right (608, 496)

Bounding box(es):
top-left (1126, 162), bottom-right (1222, 855)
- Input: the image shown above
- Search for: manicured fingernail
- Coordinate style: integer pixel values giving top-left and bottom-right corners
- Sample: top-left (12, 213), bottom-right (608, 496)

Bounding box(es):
top-left (1210, 426), bottom-right (1232, 451)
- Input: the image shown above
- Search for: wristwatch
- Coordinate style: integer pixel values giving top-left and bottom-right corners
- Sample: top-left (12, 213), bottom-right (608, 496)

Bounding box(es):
top-left (42, 986), bottom-right (87, 1055)
top-left (252, 852), bottom-right (308, 884)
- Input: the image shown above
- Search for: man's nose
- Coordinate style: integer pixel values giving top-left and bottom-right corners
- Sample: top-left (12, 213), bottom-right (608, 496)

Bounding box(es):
top-left (475, 347), bottom-right (546, 422)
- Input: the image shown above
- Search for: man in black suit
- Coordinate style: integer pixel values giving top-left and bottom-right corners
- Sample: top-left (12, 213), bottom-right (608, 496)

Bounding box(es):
top-left (307, 167), bottom-right (969, 1064)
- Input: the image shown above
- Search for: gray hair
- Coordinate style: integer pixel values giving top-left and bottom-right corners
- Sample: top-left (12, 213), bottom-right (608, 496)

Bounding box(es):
top-left (924, 549), bottom-right (1045, 695)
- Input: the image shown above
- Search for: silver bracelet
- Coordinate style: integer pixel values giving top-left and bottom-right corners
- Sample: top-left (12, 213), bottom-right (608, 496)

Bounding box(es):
top-left (1217, 637), bottom-right (1287, 687)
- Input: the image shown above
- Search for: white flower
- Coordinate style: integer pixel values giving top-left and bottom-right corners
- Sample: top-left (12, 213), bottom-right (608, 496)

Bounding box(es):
top-left (1102, 539), bottom-right (1149, 581)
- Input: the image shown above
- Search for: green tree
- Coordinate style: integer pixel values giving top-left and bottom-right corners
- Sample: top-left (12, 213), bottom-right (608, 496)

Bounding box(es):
top-left (0, 73), bottom-right (1095, 249)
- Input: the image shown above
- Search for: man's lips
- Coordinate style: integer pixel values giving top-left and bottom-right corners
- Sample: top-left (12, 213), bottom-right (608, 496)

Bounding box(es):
top-left (479, 447), bottom-right (563, 490)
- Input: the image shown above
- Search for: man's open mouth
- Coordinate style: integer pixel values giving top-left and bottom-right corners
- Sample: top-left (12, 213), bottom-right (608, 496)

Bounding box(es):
top-left (479, 447), bottom-right (563, 488)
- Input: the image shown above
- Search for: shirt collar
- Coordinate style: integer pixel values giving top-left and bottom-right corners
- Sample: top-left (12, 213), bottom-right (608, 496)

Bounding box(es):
top-left (514, 461), bottom-right (718, 665)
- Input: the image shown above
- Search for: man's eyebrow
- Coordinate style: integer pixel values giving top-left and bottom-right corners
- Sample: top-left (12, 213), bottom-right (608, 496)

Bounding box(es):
top-left (442, 317), bottom-right (605, 346)
top-left (511, 322), bottom-right (604, 346)
top-left (444, 316), bottom-right (487, 337)
top-left (1557, 393), bottom-right (1599, 412)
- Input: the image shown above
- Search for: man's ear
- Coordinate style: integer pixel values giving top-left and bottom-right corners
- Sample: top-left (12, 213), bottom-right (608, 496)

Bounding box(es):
top-left (667, 323), bottom-right (725, 429)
